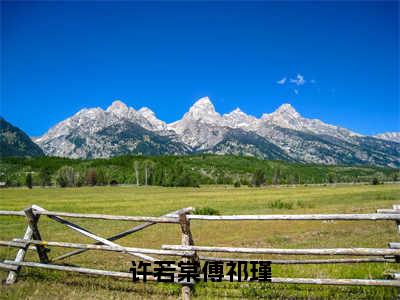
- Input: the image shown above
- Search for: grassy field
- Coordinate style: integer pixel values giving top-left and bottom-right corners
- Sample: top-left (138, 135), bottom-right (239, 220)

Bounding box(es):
top-left (0, 184), bottom-right (399, 299)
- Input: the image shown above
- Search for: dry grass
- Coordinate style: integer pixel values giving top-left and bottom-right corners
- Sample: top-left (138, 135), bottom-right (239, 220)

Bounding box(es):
top-left (0, 184), bottom-right (399, 299)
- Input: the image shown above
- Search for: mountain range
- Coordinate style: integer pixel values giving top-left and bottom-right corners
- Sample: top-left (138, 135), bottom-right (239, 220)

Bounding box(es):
top-left (28, 97), bottom-right (399, 168)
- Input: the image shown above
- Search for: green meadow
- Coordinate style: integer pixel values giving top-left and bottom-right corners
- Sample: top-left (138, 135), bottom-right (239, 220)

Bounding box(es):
top-left (0, 184), bottom-right (399, 299)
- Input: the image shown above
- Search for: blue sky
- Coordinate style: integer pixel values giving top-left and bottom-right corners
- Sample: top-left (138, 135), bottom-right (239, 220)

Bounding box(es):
top-left (1, 1), bottom-right (399, 136)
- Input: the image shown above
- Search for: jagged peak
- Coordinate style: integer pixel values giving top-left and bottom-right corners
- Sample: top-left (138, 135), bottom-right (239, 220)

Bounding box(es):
top-left (224, 108), bottom-right (242, 117)
top-left (182, 96), bottom-right (221, 123)
top-left (231, 108), bottom-right (243, 114)
top-left (224, 108), bottom-right (256, 119)
top-left (106, 100), bottom-right (130, 113)
top-left (138, 106), bottom-right (167, 130)
top-left (76, 107), bottom-right (103, 116)
top-left (190, 96), bottom-right (215, 111)
top-left (273, 103), bottom-right (300, 117)
top-left (138, 107), bottom-right (155, 115)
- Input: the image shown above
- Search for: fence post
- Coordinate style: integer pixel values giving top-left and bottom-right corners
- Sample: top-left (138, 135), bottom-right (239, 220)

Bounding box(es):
top-left (24, 207), bottom-right (49, 263)
top-left (179, 211), bottom-right (199, 300)
top-left (391, 205), bottom-right (400, 300)
top-left (5, 225), bottom-right (33, 284)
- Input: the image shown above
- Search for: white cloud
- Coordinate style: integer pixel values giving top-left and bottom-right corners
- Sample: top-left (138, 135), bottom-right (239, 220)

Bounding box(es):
top-left (290, 74), bottom-right (306, 86)
top-left (294, 89), bottom-right (299, 95)
top-left (277, 77), bottom-right (287, 85)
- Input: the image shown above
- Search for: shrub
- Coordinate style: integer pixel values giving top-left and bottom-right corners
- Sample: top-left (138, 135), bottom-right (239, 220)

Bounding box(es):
top-left (56, 166), bottom-right (75, 187)
top-left (75, 171), bottom-right (84, 187)
top-left (193, 207), bottom-right (220, 215)
top-left (371, 177), bottom-right (380, 185)
top-left (267, 200), bottom-right (294, 210)
top-left (234, 181), bottom-right (241, 188)
top-left (296, 200), bottom-right (315, 209)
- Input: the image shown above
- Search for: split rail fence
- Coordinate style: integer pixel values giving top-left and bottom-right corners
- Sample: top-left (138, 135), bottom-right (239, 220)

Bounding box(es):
top-left (1, 204), bottom-right (400, 299)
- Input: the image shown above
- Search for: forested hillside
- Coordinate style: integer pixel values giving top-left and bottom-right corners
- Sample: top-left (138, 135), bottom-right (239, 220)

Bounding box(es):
top-left (0, 118), bottom-right (44, 158)
top-left (0, 155), bottom-right (398, 188)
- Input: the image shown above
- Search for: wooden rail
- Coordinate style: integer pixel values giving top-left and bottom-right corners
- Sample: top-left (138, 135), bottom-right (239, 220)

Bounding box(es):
top-left (187, 214), bottom-right (400, 221)
top-left (198, 256), bottom-right (394, 264)
top-left (1, 204), bottom-right (400, 299)
top-left (162, 245), bottom-right (400, 256)
top-left (1, 239), bottom-right (195, 257)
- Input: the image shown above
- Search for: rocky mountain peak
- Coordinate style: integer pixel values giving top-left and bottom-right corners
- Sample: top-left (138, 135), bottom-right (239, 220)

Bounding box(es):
top-left (138, 107), bottom-right (155, 117)
top-left (189, 96), bottom-right (215, 112)
top-left (228, 108), bottom-right (244, 115)
top-left (273, 103), bottom-right (300, 118)
top-left (106, 100), bottom-right (131, 116)
top-left (138, 107), bottom-right (167, 131)
top-left (223, 108), bottom-right (258, 129)
top-left (184, 96), bottom-right (221, 123)
top-left (33, 97), bottom-right (399, 167)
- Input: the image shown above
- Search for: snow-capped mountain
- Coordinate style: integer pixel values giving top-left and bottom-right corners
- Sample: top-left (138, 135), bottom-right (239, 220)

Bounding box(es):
top-left (167, 97), bottom-right (226, 149)
top-left (168, 97), bottom-right (221, 129)
top-left (222, 108), bottom-right (258, 129)
top-left (34, 97), bottom-right (400, 167)
top-left (138, 107), bottom-right (167, 131)
top-left (374, 132), bottom-right (400, 143)
top-left (35, 100), bottom-right (180, 158)
top-left (258, 103), bottom-right (359, 141)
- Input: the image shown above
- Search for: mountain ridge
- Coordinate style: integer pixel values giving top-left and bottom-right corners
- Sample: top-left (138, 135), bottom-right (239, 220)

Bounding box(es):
top-left (0, 117), bottom-right (45, 158)
top-left (32, 97), bottom-right (399, 167)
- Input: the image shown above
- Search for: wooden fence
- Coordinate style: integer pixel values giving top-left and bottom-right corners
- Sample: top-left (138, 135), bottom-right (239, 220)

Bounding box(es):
top-left (1, 204), bottom-right (400, 299)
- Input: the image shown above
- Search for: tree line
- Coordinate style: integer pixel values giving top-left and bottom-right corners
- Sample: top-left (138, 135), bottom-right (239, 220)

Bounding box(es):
top-left (1, 154), bottom-right (398, 188)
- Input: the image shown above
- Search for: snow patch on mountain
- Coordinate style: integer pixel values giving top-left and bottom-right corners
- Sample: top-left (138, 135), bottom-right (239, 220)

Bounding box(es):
top-left (374, 132), bottom-right (400, 143)
top-left (34, 97), bottom-right (399, 167)
top-left (258, 103), bottom-right (360, 141)
top-left (222, 108), bottom-right (258, 129)
top-left (138, 107), bottom-right (167, 131)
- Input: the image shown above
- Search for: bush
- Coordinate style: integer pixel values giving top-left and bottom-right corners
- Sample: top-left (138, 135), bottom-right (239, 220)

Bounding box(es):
top-left (296, 200), bottom-right (315, 209)
top-left (267, 200), bottom-right (294, 210)
top-left (193, 207), bottom-right (220, 215)
top-left (75, 171), bottom-right (84, 187)
top-left (371, 177), bottom-right (380, 185)
top-left (233, 181), bottom-right (241, 188)
top-left (56, 166), bottom-right (75, 187)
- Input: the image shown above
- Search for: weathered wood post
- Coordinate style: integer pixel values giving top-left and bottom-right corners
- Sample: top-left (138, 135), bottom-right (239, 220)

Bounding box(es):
top-left (178, 211), bottom-right (199, 300)
top-left (392, 205), bottom-right (400, 300)
top-left (5, 225), bottom-right (33, 284)
top-left (24, 207), bottom-right (49, 263)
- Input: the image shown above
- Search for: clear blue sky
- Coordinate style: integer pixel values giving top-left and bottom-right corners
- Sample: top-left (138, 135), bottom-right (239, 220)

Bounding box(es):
top-left (1, 1), bottom-right (399, 136)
